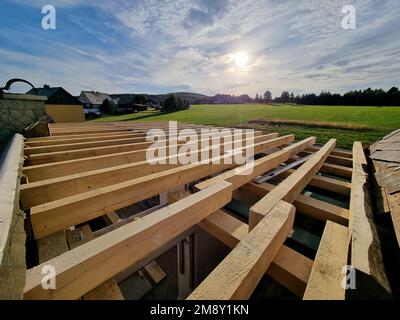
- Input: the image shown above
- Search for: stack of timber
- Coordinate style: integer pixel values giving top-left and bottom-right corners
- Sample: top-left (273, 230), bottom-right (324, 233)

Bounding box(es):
top-left (0, 121), bottom-right (393, 300)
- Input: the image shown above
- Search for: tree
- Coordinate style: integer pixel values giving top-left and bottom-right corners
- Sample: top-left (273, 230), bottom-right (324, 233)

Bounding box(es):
top-left (263, 91), bottom-right (272, 104)
top-left (133, 94), bottom-right (149, 105)
top-left (255, 93), bottom-right (259, 102)
top-left (281, 91), bottom-right (290, 103)
top-left (162, 94), bottom-right (189, 112)
top-left (99, 98), bottom-right (115, 114)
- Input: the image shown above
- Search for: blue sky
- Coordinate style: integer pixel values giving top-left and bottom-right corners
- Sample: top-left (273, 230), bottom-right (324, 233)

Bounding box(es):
top-left (0, 0), bottom-right (399, 96)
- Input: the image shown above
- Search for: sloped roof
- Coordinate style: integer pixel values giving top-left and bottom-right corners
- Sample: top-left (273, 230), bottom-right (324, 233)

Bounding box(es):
top-left (79, 91), bottom-right (114, 105)
top-left (110, 94), bottom-right (135, 105)
top-left (26, 87), bottom-right (81, 105)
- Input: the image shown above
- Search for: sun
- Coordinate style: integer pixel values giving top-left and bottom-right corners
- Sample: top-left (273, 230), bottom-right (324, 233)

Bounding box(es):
top-left (234, 52), bottom-right (248, 68)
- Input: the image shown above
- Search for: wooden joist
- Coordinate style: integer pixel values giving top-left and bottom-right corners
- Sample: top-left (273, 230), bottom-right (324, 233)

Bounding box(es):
top-left (25, 129), bottom-right (260, 154)
top-left (307, 146), bottom-right (352, 159)
top-left (249, 139), bottom-right (336, 230)
top-left (24, 135), bottom-right (151, 155)
top-left (195, 137), bottom-right (316, 191)
top-left (24, 181), bottom-right (233, 299)
top-left (303, 221), bottom-right (349, 300)
top-left (236, 183), bottom-right (349, 226)
top-left (66, 225), bottom-right (124, 300)
top-left (169, 190), bottom-right (312, 297)
top-left (25, 132), bottom-right (147, 147)
top-left (23, 133), bottom-right (277, 181)
top-left (28, 137), bottom-right (293, 239)
top-left (321, 163), bottom-right (352, 178)
top-left (349, 142), bottom-right (391, 298)
top-left (200, 210), bottom-right (312, 297)
top-left (278, 169), bottom-right (351, 196)
top-left (21, 134), bottom-right (288, 208)
top-left (188, 201), bottom-right (295, 300)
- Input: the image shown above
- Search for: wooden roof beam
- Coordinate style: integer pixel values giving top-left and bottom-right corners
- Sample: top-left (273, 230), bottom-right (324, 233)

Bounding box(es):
top-left (303, 221), bottom-right (349, 300)
top-left (249, 139), bottom-right (336, 230)
top-left (188, 201), bottom-right (295, 300)
top-left (24, 181), bottom-right (233, 299)
top-left (21, 134), bottom-right (290, 209)
top-left (29, 136), bottom-right (290, 239)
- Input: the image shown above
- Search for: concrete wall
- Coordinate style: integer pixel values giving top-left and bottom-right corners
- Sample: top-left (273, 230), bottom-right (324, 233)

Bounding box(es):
top-left (45, 104), bottom-right (85, 123)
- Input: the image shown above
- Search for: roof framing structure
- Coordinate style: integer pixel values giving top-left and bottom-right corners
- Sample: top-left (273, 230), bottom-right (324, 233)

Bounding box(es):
top-left (12, 121), bottom-right (389, 300)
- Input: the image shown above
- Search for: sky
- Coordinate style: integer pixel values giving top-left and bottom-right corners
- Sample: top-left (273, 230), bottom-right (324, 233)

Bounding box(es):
top-left (0, 0), bottom-right (399, 97)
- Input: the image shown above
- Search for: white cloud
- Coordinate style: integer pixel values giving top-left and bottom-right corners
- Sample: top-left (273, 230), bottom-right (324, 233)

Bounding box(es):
top-left (3, 0), bottom-right (400, 96)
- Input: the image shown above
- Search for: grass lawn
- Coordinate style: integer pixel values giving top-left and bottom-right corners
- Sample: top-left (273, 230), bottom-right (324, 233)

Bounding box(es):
top-left (92, 104), bottom-right (400, 149)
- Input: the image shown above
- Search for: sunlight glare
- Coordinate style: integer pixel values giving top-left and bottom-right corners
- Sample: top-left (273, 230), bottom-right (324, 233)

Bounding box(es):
top-left (234, 52), bottom-right (248, 68)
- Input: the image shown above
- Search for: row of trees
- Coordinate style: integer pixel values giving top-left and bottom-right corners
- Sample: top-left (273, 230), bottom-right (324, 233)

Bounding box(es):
top-left (99, 87), bottom-right (400, 115)
top-left (294, 87), bottom-right (400, 106)
top-left (204, 87), bottom-right (400, 106)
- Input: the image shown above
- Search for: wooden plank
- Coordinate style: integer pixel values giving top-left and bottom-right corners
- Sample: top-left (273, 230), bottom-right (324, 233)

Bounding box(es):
top-left (254, 155), bottom-right (312, 183)
top-left (321, 163), bottom-right (352, 178)
top-left (307, 146), bottom-right (352, 159)
top-left (304, 151), bottom-right (352, 167)
top-left (82, 278), bottom-right (124, 300)
top-left (37, 231), bottom-right (69, 264)
top-left (23, 133), bottom-right (278, 181)
top-left (27, 130), bottom-right (144, 142)
top-left (199, 210), bottom-right (312, 297)
top-left (188, 201), bottom-right (295, 300)
top-left (24, 136), bottom-right (151, 155)
top-left (143, 261), bottom-right (166, 284)
top-left (249, 139), bottom-right (336, 230)
top-left (303, 221), bottom-right (349, 300)
top-left (66, 225), bottom-right (123, 300)
top-left (28, 137), bottom-right (293, 239)
top-left (23, 181), bottom-right (233, 299)
top-left (51, 129), bottom-right (130, 136)
top-left (278, 169), bottom-right (351, 196)
top-left (21, 134), bottom-right (288, 208)
top-left (25, 129), bottom-right (240, 153)
top-left (27, 130), bottom-right (263, 164)
top-left (26, 129), bottom-right (260, 147)
top-left (169, 189), bottom-right (311, 298)
top-left (238, 183), bottom-right (349, 226)
top-left (105, 212), bottom-right (121, 224)
top-left (25, 132), bottom-right (147, 147)
top-left (349, 142), bottom-right (391, 297)
top-left (195, 137), bottom-right (316, 191)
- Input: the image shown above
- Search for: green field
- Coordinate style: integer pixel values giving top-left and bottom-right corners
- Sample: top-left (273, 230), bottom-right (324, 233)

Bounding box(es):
top-left (92, 104), bottom-right (400, 149)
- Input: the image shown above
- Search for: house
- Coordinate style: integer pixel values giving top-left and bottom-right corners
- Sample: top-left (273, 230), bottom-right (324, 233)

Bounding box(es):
top-left (26, 85), bottom-right (84, 123)
top-left (111, 94), bottom-right (149, 113)
top-left (79, 91), bottom-right (115, 114)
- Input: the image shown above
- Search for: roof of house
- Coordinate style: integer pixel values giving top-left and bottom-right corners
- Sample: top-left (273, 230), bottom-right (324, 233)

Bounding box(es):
top-left (79, 91), bottom-right (114, 106)
top-left (110, 94), bottom-right (135, 105)
top-left (26, 86), bottom-right (81, 105)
